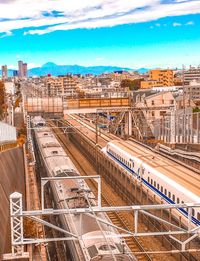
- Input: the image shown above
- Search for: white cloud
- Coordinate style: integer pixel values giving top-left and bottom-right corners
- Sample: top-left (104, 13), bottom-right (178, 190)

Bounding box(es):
top-left (28, 62), bottom-right (41, 68)
top-left (173, 22), bottom-right (182, 26)
top-left (8, 64), bottom-right (17, 70)
top-left (0, 30), bottom-right (12, 38)
top-left (0, 0), bottom-right (199, 36)
top-left (185, 21), bottom-right (194, 25)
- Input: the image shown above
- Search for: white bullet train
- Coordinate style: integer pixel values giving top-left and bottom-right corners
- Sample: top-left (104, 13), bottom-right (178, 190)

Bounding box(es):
top-left (105, 140), bottom-right (200, 228)
top-left (32, 117), bottom-right (137, 261)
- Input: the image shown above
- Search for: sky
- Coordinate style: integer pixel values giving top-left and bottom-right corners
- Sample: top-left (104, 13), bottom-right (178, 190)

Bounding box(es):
top-left (0, 0), bottom-right (200, 69)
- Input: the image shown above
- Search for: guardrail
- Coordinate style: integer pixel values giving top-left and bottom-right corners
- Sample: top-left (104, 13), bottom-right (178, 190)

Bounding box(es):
top-left (0, 141), bottom-right (18, 152)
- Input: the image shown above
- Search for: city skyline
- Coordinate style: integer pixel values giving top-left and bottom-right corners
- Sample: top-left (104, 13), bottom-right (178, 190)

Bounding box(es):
top-left (0, 0), bottom-right (200, 69)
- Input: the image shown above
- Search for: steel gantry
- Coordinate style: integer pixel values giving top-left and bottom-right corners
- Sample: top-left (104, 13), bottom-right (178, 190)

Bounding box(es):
top-left (7, 175), bottom-right (200, 260)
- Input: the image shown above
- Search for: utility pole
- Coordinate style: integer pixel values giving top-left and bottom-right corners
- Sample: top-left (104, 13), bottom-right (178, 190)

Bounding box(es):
top-left (96, 114), bottom-right (99, 144)
top-left (182, 64), bottom-right (185, 109)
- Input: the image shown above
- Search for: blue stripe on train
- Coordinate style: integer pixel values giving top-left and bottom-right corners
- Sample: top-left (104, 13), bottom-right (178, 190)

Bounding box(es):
top-left (107, 151), bottom-right (200, 226)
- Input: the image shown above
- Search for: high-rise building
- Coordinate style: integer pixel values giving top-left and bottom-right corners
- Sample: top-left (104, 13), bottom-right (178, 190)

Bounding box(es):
top-left (2, 65), bottom-right (8, 80)
top-left (18, 60), bottom-right (28, 78)
top-left (18, 61), bottom-right (23, 78)
top-left (23, 63), bottom-right (28, 78)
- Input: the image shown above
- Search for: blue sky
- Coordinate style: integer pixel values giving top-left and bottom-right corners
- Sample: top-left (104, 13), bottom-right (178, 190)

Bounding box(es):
top-left (0, 0), bottom-right (200, 69)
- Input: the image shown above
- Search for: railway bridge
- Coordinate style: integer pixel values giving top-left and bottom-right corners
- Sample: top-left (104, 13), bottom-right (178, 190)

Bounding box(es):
top-left (25, 96), bottom-right (134, 136)
top-left (25, 96), bottom-right (130, 114)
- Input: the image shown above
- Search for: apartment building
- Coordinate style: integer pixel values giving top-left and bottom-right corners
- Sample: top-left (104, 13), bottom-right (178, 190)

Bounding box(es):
top-left (141, 69), bottom-right (174, 89)
top-left (184, 80), bottom-right (200, 103)
top-left (184, 66), bottom-right (200, 85)
top-left (135, 90), bottom-right (176, 118)
top-left (44, 76), bottom-right (78, 97)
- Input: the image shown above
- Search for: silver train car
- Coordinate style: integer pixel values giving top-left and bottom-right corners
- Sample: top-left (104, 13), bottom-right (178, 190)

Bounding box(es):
top-left (105, 140), bottom-right (200, 228)
top-left (32, 117), bottom-right (136, 261)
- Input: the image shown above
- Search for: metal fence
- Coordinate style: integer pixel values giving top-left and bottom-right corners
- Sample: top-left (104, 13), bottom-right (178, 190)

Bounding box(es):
top-left (154, 111), bottom-right (200, 144)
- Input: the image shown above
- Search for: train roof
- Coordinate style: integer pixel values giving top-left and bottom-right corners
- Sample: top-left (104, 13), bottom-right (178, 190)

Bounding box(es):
top-left (32, 116), bottom-right (46, 127)
top-left (108, 140), bottom-right (200, 198)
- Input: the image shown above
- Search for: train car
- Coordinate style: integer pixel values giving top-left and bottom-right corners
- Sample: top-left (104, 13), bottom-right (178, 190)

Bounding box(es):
top-left (32, 116), bottom-right (46, 127)
top-left (105, 140), bottom-right (200, 227)
top-left (32, 117), bottom-right (136, 261)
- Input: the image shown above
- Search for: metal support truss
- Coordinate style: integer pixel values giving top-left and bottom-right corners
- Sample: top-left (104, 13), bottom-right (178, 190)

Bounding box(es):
top-left (10, 192), bottom-right (25, 257)
top-left (9, 177), bottom-right (200, 258)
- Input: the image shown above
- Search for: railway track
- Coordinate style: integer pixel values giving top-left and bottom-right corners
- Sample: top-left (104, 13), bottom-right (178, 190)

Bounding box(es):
top-left (48, 120), bottom-right (153, 261)
top-left (48, 118), bottom-right (200, 261)
top-left (65, 115), bottom-right (200, 174)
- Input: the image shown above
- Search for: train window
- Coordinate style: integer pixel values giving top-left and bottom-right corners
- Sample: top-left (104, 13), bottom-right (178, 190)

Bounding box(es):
top-left (151, 179), bottom-right (153, 185)
top-left (161, 186), bottom-right (163, 193)
top-left (154, 181), bottom-right (156, 187)
top-left (147, 177), bottom-right (150, 183)
top-left (177, 198), bottom-right (180, 204)
top-left (157, 184), bottom-right (160, 190)
top-left (172, 195), bottom-right (175, 202)
top-left (197, 213), bottom-right (200, 220)
top-left (168, 192), bottom-right (171, 198)
top-left (164, 189), bottom-right (167, 195)
top-left (192, 208), bottom-right (195, 216)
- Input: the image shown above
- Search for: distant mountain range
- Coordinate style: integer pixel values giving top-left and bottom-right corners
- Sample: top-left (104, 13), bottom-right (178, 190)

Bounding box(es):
top-left (1, 62), bottom-right (149, 77)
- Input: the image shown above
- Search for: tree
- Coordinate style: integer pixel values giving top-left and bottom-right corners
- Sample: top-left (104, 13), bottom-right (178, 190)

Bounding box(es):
top-left (120, 78), bottom-right (144, 90)
top-left (0, 81), bottom-right (6, 120)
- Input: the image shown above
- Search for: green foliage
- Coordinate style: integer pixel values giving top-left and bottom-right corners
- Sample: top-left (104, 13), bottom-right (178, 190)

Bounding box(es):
top-left (193, 107), bottom-right (200, 113)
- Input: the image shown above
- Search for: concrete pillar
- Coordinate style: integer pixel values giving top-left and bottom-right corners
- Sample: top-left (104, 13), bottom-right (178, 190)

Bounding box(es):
top-left (124, 111), bottom-right (132, 136)
top-left (170, 110), bottom-right (176, 144)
